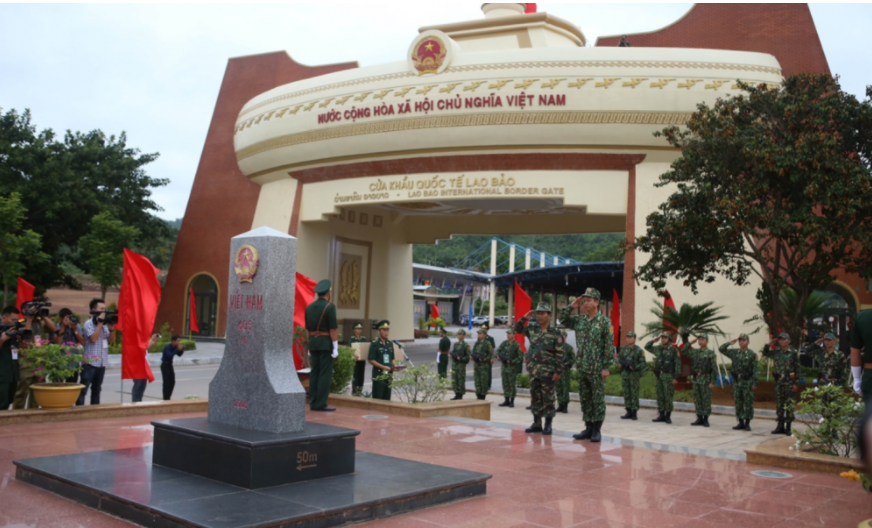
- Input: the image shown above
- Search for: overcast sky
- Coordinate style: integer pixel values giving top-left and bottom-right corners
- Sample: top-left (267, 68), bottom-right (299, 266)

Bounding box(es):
top-left (2, 3), bottom-right (870, 221)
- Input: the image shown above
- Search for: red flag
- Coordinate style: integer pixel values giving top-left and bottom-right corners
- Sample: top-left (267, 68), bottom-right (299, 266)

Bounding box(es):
top-left (431, 303), bottom-right (440, 320)
top-left (293, 272), bottom-right (317, 369)
top-left (525, 3), bottom-right (537, 13)
top-left (16, 277), bottom-right (35, 312)
top-left (116, 249), bottom-right (159, 382)
top-left (611, 289), bottom-right (621, 348)
top-left (188, 287), bottom-right (200, 334)
top-left (663, 290), bottom-right (677, 334)
top-left (514, 280), bottom-right (531, 352)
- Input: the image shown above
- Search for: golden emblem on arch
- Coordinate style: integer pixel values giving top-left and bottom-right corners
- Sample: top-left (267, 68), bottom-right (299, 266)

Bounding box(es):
top-left (412, 35), bottom-right (447, 76)
top-left (234, 244), bottom-right (260, 284)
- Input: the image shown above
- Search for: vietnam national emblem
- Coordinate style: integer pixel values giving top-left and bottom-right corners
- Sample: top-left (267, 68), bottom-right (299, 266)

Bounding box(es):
top-left (411, 35), bottom-right (447, 75)
top-left (234, 244), bottom-right (259, 283)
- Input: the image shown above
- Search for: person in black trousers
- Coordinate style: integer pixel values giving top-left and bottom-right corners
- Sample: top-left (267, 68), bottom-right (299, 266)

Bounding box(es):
top-left (160, 336), bottom-right (185, 400)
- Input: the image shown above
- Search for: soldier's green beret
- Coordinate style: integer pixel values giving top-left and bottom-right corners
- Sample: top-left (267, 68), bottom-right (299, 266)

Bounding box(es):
top-left (353, 322), bottom-right (363, 330)
top-left (697, 333), bottom-right (709, 340)
top-left (778, 332), bottom-right (790, 340)
top-left (477, 328), bottom-right (487, 335)
top-left (626, 331), bottom-right (637, 338)
top-left (506, 328), bottom-right (515, 335)
top-left (535, 302), bottom-right (552, 312)
top-left (738, 334), bottom-right (750, 340)
top-left (824, 332), bottom-right (837, 340)
top-left (376, 320), bottom-right (390, 330)
top-left (457, 329), bottom-right (467, 336)
top-left (581, 287), bottom-right (602, 301)
top-left (314, 280), bottom-right (332, 294)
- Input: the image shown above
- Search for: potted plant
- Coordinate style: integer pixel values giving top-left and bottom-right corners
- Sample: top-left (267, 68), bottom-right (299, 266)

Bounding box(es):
top-left (19, 336), bottom-right (86, 410)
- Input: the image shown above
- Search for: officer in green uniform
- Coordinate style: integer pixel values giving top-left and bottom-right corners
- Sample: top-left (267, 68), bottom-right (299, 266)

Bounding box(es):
top-left (683, 334), bottom-right (717, 427)
top-left (763, 332), bottom-right (800, 435)
top-left (0, 307), bottom-right (23, 410)
top-left (719, 334), bottom-right (758, 431)
top-left (851, 309), bottom-right (872, 407)
top-left (367, 320), bottom-right (395, 401)
top-left (645, 333), bottom-right (681, 424)
top-left (809, 333), bottom-right (849, 387)
top-left (349, 322), bottom-right (368, 396)
top-left (450, 329), bottom-right (470, 400)
top-left (617, 331), bottom-right (646, 421)
top-left (497, 328), bottom-right (522, 408)
top-left (481, 324), bottom-right (496, 390)
top-left (516, 302), bottom-right (564, 436)
top-left (304, 280), bottom-right (338, 412)
top-left (555, 330), bottom-right (575, 414)
top-left (472, 328), bottom-right (493, 400)
top-left (437, 327), bottom-right (450, 379)
top-left (561, 288), bottom-right (613, 443)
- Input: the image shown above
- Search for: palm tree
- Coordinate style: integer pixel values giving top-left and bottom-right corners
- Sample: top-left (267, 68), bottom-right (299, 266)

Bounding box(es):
top-left (643, 301), bottom-right (729, 344)
top-left (744, 288), bottom-right (838, 340)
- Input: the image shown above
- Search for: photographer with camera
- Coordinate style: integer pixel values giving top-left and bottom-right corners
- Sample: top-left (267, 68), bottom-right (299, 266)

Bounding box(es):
top-left (52, 308), bottom-right (85, 383)
top-left (0, 306), bottom-right (28, 410)
top-left (77, 298), bottom-right (116, 406)
top-left (13, 301), bottom-right (57, 409)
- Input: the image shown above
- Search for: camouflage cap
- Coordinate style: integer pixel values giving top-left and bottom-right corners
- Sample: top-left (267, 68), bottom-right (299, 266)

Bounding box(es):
top-left (535, 302), bottom-right (552, 313)
top-left (738, 333), bottom-right (750, 340)
top-left (626, 331), bottom-right (637, 338)
top-left (560, 329), bottom-right (568, 337)
top-left (581, 287), bottom-right (602, 301)
top-left (823, 332), bottom-right (837, 340)
top-left (659, 332), bottom-right (670, 338)
top-left (778, 332), bottom-right (790, 340)
top-left (477, 327), bottom-right (488, 335)
top-left (457, 329), bottom-right (467, 336)
top-left (506, 328), bottom-right (515, 335)
top-left (697, 333), bottom-right (709, 340)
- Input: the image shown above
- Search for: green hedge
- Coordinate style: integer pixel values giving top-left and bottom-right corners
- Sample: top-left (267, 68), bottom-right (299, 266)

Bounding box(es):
top-left (330, 346), bottom-right (355, 394)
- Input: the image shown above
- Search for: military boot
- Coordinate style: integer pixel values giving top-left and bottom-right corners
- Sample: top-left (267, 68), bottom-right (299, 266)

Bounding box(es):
top-left (732, 420), bottom-right (745, 430)
top-left (543, 417), bottom-right (553, 436)
top-left (451, 393), bottom-right (463, 401)
top-left (525, 417), bottom-right (543, 434)
top-left (690, 415), bottom-right (705, 426)
top-left (477, 395), bottom-right (485, 400)
top-left (703, 416), bottom-right (710, 428)
top-left (509, 398), bottom-right (515, 408)
top-left (665, 412), bottom-right (672, 424)
top-left (771, 421), bottom-right (786, 435)
top-left (561, 403), bottom-right (569, 413)
top-left (573, 422), bottom-right (592, 440)
top-left (631, 409), bottom-right (638, 421)
top-left (590, 421), bottom-right (602, 443)
top-left (744, 420), bottom-right (751, 432)
top-left (784, 423), bottom-right (792, 436)
top-left (499, 399), bottom-right (510, 407)
top-left (620, 408), bottom-right (632, 420)
top-left (652, 412), bottom-right (666, 423)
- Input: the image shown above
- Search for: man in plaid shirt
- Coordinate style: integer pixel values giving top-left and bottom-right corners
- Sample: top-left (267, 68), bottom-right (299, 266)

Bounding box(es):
top-left (77, 298), bottom-right (116, 406)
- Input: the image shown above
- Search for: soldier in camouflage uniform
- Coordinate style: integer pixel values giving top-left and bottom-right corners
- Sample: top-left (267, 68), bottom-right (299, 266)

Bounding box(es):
top-left (719, 334), bottom-right (758, 431)
top-left (809, 333), bottom-right (849, 387)
top-left (481, 324), bottom-right (496, 390)
top-left (497, 329), bottom-right (522, 408)
top-left (682, 334), bottom-right (717, 427)
top-left (555, 330), bottom-right (576, 413)
top-left (762, 332), bottom-right (800, 435)
top-left (645, 333), bottom-right (681, 424)
top-left (472, 328), bottom-right (494, 400)
top-left (515, 302), bottom-right (564, 436)
top-left (617, 331), bottom-right (646, 420)
top-left (560, 288), bottom-right (613, 443)
top-left (449, 329), bottom-right (471, 400)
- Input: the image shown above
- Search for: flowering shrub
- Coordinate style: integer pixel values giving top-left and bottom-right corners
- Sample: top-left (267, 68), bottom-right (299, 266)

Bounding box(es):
top-left (374, 363), bottom-right (450, 403)
top-left (794, 384), bottom-right (863, 458)
top-left (19, 337), bottom-right (85, 385)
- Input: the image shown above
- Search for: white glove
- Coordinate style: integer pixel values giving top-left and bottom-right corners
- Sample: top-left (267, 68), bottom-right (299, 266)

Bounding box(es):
top-left (331, 341), bottom-right (339, 359)
top-left (436, 352), bottom-right (441, 362)
top-left (853, 367), bottom-right (863, 396)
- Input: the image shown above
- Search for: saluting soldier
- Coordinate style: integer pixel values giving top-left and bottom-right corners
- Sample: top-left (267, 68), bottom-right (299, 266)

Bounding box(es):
top-left (305, 280), bottom-right (338, 412)
top-left (763, 332), bottom-right (800, 435)
top-left (367, 320), bottom-right (395, 401)
top-left (349, 322), bottom-right (368, 396)
top-left (472, 328), bottom-right (494, 400)
top-left (555, 329), bottom-right (576, 414)
top-left (645, 333), bottom-right (681, 424)
top-left (809, 333), bottom-right (849, 387)
top-left (450, 329), bottom-right (471, 400)
top-left (497, 328), bottom-right (522, 408)
top-left (437, 327), bottom-right (451, 379)
top-left (719, 334), bottom-right (758, 431)
top-left (617, 331), bottom-right (646, 421)
top-left (561, 288), bottom-right (613, 443)
top-left (683, 334), bottom-right (717, 427)
top-left (516, 302), bottom-right (564, 435)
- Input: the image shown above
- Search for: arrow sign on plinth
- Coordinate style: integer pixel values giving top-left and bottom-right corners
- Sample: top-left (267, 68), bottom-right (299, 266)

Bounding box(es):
top-left (297, 464), bottom-right (317, 471)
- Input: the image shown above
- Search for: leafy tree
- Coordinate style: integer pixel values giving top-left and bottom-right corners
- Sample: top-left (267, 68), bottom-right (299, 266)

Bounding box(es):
top-left (78, 213), bottom-right (140, 298)
top-left (629, 75), bottom-right (872, 343)
top-left (0, 107), bottom-right (170, 292)
top-left (642, 301), bottom-right (728, 343)
top-left (0, 192), bottom-right (49, 305)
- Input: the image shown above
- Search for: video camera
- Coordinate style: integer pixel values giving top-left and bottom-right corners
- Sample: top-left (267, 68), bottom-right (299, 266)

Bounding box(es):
top-left (0, 322), bottom-right (34, 341)
top-left (90, 310), bottom-right (119, 325)
top-left (21, 301), bottom-right (51, 318)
